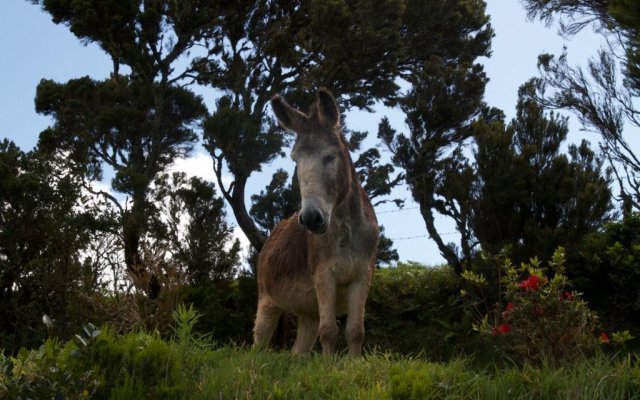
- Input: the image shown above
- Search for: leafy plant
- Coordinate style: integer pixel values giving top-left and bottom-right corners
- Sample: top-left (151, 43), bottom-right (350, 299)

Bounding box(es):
top-left (172, 303), bottom-right (207, 346)
top-left (574, 213), bottom-right (640, 337)
top-left (0, 336), bottom-right (100, 399)
top-left (464, 248), bottom-right (632, 365)
top-left (365, 263), bottom-right (473, 359)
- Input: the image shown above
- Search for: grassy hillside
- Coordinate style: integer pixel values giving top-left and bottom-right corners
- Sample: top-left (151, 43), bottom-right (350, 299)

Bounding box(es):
top-left (193, 348), bottom-right (640, 399)
top-left (4, 253), bottom-right (640, 399)
top-left (2, 325), bottom-right (639, 399)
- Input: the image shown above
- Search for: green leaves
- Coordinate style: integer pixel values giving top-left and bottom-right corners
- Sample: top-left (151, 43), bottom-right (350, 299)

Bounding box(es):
top-left (36, 77), bottom-right (205, 189)
top-left (0, 140), bottom-right (102, 353)
top-left (38, 0), bottom-right (220, 81)
top-left (150, 172), bottom-right (241, 284)
top-left (376, 0), bottom-right (493, 271)
top-left (472, 81), bottom-right (612, 265)
top-left (525, 0), bottom-right (640, 210)
top-left (250, 169), bottom-right (299, 235)
top-left (203, 96), bottom-right (284, 179)
top-left (465, 249), bottom-right (604, 366)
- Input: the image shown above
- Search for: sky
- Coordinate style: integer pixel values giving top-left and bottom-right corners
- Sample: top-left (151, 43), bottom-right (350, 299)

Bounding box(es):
top-left (0, 0), bottom-right (615, 265)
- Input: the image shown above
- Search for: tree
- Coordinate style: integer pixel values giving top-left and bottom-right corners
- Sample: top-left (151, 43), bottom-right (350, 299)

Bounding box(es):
top-left (0, 140), bottom-right (103, 352)
top-left (249, 169), bottom-right (300, 237)
top-left (577, 213), bottom-right (640, 334)
top-left (521, 0), bottom-right (612, 36)
top-left (523, 0), bottom-right (640, 211)
top-left (195, 0), bottom-right (407, 252)
top-left (608, 0), bottom-right (640, 91)
top-left (30, 0), bottom-right (224, 296)
top-left (147, 172), bottom-right (248, 342)
top-left (31, 0), bottom-right (220, 84)
top-left (382, 75), bottom-right (613, 272)
top-left (203, 95), bottom-right (284, 251)
top-left (379, 0), bottom-right (493, 273)
top-left (35, 76), bottom-right (206, 297)
top-left (150, 172), bottom-right (241, 285)
top-left (472, 82), bottom-right (613, 264)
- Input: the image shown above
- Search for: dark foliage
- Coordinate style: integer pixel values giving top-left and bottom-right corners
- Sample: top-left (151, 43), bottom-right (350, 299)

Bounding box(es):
top-left (365, 263), bottom-right (472, 359)
top-left (33, 0), bottom-right (220, 83)
top-left (379, 0), bottom-right (493, 273)
top-left (523, 0), bottom-right (640, 210)
top-left (0, 141), bottom-right (104, 353)
top-left (32, 0), bottom-right (216, 297)
top-left (574, 213), bottom-right (640, 338)
top-left (472, 82), bottom-right (613, 265)
top-left (182, 275), bottom-right (257, 345)
top-left (35, 76), bottom-right (207, 297)
top-left (150, 172), bottom-right (241, 285)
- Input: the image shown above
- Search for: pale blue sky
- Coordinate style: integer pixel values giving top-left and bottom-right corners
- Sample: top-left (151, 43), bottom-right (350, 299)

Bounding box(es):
top-left (0, 0), bottom-right (611, 265)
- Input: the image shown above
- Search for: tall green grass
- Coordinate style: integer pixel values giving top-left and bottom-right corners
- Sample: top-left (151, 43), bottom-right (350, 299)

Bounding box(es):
top-left (193, 348), bottom-right (394, 399)
top-left (193, 349), bottom-right (640, 400)
top-left (2, 313), bottom-right (639, 399)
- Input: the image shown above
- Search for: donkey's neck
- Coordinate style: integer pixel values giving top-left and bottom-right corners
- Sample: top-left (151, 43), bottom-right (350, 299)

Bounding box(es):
top-left (331, 159), bottom-right (368, 234)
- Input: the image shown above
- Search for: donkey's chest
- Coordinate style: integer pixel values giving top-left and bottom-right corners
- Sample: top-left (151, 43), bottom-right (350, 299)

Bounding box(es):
top-left (308, 210), bottom-right (377, 285)
top-left (320, 232), bottom-right (370, 284)
top-left (329, 249), bottom-right (360, 283)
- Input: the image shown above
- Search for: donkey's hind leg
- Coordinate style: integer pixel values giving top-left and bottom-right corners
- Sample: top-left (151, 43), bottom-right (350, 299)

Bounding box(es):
top-left (292, 314), bottom-right (318, 355)
top-left (253, 297), bottom-right (283, 349)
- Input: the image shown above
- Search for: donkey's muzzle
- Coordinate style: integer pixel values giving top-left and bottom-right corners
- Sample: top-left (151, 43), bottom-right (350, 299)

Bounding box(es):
top-left (298, 208), bottom-right (327, 234)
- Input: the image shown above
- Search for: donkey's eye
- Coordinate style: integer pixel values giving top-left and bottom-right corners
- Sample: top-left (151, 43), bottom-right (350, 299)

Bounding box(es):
top-left (322, 154), bottom-right (336, 164)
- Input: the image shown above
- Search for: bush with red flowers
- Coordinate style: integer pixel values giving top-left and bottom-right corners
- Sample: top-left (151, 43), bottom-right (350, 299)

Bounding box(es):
top-left (463, 248), bottom-right (607, 365)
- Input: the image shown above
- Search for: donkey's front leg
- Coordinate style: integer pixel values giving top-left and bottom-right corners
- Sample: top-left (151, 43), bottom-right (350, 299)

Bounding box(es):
top-left (315, 272), bottom-right (338, 354)
top-left (345, 278), bottom-right (370, 357)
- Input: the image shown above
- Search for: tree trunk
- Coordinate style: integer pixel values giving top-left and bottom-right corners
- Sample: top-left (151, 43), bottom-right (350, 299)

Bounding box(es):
top-left (229, 176), bottom-right (266, 252)
top-left (123, 188), bottom-right (160, 298)
top-left (419, 206), bottom-right (464, 275)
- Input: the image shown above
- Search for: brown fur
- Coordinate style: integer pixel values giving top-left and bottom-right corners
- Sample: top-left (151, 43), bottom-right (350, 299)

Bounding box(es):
top-left (253, 89), bottom-right (379, 356)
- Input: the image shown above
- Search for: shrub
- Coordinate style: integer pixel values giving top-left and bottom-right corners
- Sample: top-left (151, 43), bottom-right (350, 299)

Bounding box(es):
top-left (573, 213), bottom-right (640, 337)
top-left (0, 334), bottom-right (101, 399)
top-left (0, 307), bottom-right (207, 400)
top-left (463, 248), bottom-right (628, 365)
top-left (182, 274), bottom-right (257, 345)
top-left (365, 263), bottom-right (471, 359)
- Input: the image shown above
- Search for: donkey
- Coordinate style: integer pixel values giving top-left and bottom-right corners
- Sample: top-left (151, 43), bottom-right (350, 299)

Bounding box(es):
top-left (253, 89), bottom-right (379, 357)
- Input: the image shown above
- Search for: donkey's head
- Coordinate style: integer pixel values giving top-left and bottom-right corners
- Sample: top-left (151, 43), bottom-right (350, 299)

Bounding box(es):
top-left (271, 89), bottom-right (351, 234)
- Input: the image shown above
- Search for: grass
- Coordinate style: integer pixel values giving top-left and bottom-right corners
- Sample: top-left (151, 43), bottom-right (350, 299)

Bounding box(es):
top-left (192, 348), bottom-right (640, 399)
top-left (2, 324), bottom-right (640, 399)
top-left (193, 347), bottom-right (395, 399)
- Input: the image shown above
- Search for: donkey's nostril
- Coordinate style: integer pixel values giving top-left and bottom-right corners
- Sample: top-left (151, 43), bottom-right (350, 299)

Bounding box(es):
top-left (299, 209), bottom-right (326, 233)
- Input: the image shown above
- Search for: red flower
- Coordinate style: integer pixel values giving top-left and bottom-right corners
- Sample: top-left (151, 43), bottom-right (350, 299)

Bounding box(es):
top-left (492, 324), bottom-right (511, 336)
top-left (501, 302), bottom-right (515, 318)
top-left (563, 291), bottom-right (574, 301)
top-left (518, 275), bottom-right (542, 291)
top-left (599, 332), bottom-right (610, 343)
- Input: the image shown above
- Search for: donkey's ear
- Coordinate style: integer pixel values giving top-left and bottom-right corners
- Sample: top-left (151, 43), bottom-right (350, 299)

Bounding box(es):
top-left (271, 95), bottom-right (306, 132)
top-left (317, 88), bottom-right (340, 127)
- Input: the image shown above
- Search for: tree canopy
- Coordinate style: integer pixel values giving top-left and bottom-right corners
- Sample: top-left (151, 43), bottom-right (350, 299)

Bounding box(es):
top-left (195, 0), bottom-right (410, 252)
top-left (523, 0), bottom-right (640, 211)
